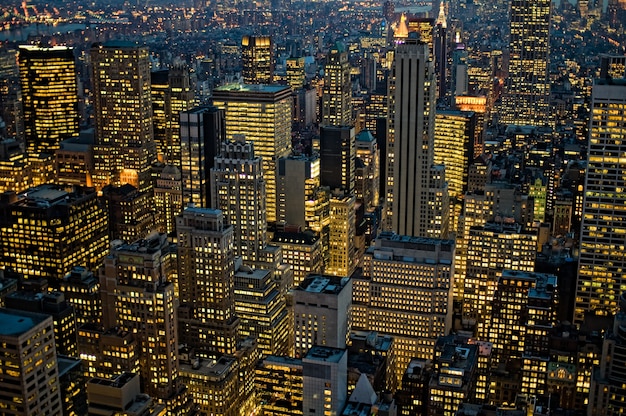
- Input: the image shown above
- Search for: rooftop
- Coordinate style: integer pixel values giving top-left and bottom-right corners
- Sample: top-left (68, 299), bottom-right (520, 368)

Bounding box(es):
top-left (297, 274), bottom-right (349, 294)
top-left (304, 345), bottom-right (346, 363)
top-left (213, 83), bottom-right (290, 94)
top-left (0, 308), bottom-right (50, 337)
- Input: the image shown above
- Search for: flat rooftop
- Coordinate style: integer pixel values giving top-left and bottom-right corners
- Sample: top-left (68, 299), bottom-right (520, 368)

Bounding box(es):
top-left (297, 275), bottom-right (348, 294)
top-left (0, 308), bottom-right (50, 337)
top-left (304, 345), bottom-right (346, 363)
top-left (213, 83), bottom-right (290, 94)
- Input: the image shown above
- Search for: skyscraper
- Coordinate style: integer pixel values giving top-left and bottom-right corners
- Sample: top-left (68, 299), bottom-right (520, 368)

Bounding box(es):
top-left (176, 207), bottom-right (239, 357)
top-left (180, 106), bottom-right (225, 208)
top-left (386, 35), bottom-right (449, 239)
top-left (18, 45), bottom-right (79, 156)
top-left (0, 308), bottom-right (62, 415)
top-left (91, 41), bottom-right (156, 193)
top-left (0, 184), bottom-right (109, 284)
top-left (321, 45), bottom-right (352, 127)
top-left (211, 138), bottom-right (266, 262)
top-left (499, 0), bottom-right (551, 127)
top-left (151, 65), bottom-right (195, 165)
top-left (212, 84), bottom-right (292, 223)
top-left (241, 35), bottom-right (274, 84)
top-left (319, 125), bottom-right (356, 195)
top-left (575, 78), bottom-right (626, 325)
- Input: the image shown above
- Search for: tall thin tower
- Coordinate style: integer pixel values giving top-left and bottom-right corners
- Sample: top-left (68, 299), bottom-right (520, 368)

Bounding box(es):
top-left (91, 41), bottom-right (156, 193)
top-left (241, 35), bottom-right (274, 84)
top-left (575, 78), bottom-right (626, 325)
top-left (19, 45), bottom-right (79, 156)
top-left (321, 45), bottom-right (352, 127)
top-left (499, 0), bottom-right (551, 127)
top-left (386, 35), bottom-right (449, 239)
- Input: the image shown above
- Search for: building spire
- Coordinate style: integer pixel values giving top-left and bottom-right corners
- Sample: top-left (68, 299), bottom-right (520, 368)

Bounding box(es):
top-left (436, 0), bottom-right (447, 28)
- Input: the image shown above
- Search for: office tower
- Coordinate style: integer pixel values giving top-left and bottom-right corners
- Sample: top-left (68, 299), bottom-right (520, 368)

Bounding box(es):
top-left (575, 78), bottom-right (626, 325)
top-left (18, 45), bottom-right (79, 156)
top-left (277, 153), bottom-right (324, 230)
top-left (87, 373), bottom-right (164, 415)
top-left (213, 84), bottom-right (291, 223)
top-left (287, 56), bottom-right (306, 90)
top-left (406, 18), bottom-right (435, 53)
top-left (57, 356), bottom-right (88, 416)
top-left (321, 45), bottom-right (352, 127)
top-left (91, 42), bottom-right (156, 193)
top-left (491, 270), bottom-right (557, 399)
top-left (0, 137), bottom-right (30, 193)
top-left (180, 106), bottom-right (225, 208)
top-left (434, 111), bottom-right (476, 201)
top-left (151, 65), bottom-right (195, 165)
top-left (464, 222), bottom-right (537, 340)
top-left (98, 234), bottom-right (187, 409)
top-left (499, 0), bottom-right (551, 127)
top-left (0, 272), bottom-right (17, 306)
top-left (5, 289), bottom-right (78, 356)
top-left (589, 293), bottom-right (626, 415)
top-left (529, 178), bottom-right (547, 223)
top-left (180, 356), bottom-right (239, 415)
top-left (272, 231), bottom-right (323, 287)
top-left (0, 308), bottom-right (61, 415)
top-left (77, 325), bottom-right (140, 380)
top-left (256, 355), bottom-right (304, 415)
top-left (355, 130), bottom-right (380, 210)
top-left (293, 274), bottom-right (352, 358)
top-left (386, 35), bottom-right (449, 239)
top-left (211, 138), bottom-right (266, 262)
top-left (234, 262), bottom-right (290, 356)
top-left (60, 266), bottom-right (101, 327)
top-left (241, 35), bottom-right (274, 84)
top-left (455, 95), bottom-right (487, 157)
top-left (176, 207), bottom-right (239, 357)
top-left (327, 192), bottom-right (356, 277)
top-left (320, 125), bottom-right (356, 195)
top-left (153, 165), bottom-right (183, 235)
top-left (353, 232), bottom-right (454, 386)
top-left (428, 339), bottom-right (478, 415)
top-left (101, 184), bottom-right (154, 242)
top-left (303, 346), bottom-right (348, 416)
top-left (55, 133), bottom-right (95, 188)
top-left (0, 184), bottom-right (109, 284)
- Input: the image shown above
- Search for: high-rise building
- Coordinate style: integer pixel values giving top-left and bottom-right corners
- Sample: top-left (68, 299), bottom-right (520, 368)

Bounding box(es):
top-left (98, 233), bottom-right (188, 411)
top-left (18, 45), bottom-right (79, 157)
top-left (151, 65), bottom-right (195, 165)
top-left (91, 41), bottom-right (156, 193)
top-left (355, 130), bottom-right (380, 211)
top-left (303, 346), bottom-right (348, 415)
top-left (491, 270), bottom-right (557, 398)
top-left (321, 45), bottom-right (352, 127)
top-left (234, 262), bottom-right (290, 356)
top-left (0, 308), bottom-right (62, 415)
top-left (353, 232), bottom-right (454, 386)
top-left (241, 35), bottom-right (274, 84)
top-left (5, 289), bottom-right (78, 356)
top-left (153, 164), bottom-right (183, 235)
top-left (87, 373), bottom-right (165, 415)
top-left (272, 231), bottom-right (323, 287)
top-left (180, 106), bottom-right (225, 208)
top-left (77, 325), bottom-right (140, 380)
top-left (256, 355), bottom-right (304, 415)
top-left (327, 192), bottom-right (356, 278)
top-left (60, 266), bottom-right (101, 328)
top-left (0, 184), bottom-right (109, 285)
top-left (434, 2), bottom-right (448, 99)
top-left (386, 35), bottom-right (449, 239)
top-left (101, 183), bottom-right (154, 242)
top-left (320, 125), bottom-right (356, 195)
top-left (464, 221), bottom-right (537, 339)
top-left (0, 137), bottom-right (30, 193)
top-left (213, 84), bottom-right (292, 223)
top-left (499, 0), bottom-right (551, 127)
top-left (286, 56), bottom-right (306, 90)
top-left (293, 274), bottom-right (352, 358)
top-left (176, 207), bottom-right (239, 357)
top-left (575, 78), bottom-right (626, 325)
top-left (433, 110), bottom-right (476, 201)
top-left (211, 138), bottom-right (266, 262)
